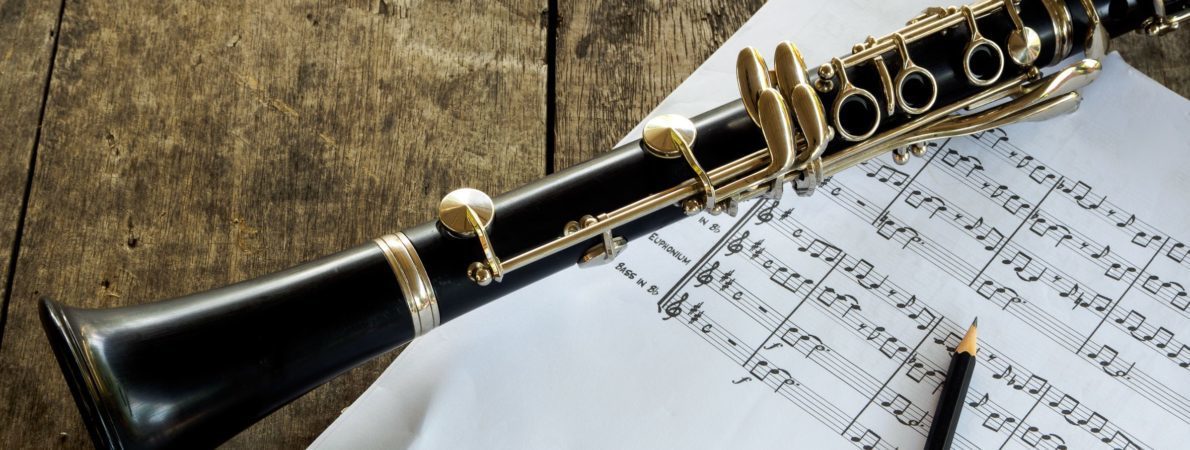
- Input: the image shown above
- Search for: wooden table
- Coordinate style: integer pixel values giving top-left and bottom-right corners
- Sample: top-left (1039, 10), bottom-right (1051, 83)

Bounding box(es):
top-left (0, 1), bottom-right (1185, 447)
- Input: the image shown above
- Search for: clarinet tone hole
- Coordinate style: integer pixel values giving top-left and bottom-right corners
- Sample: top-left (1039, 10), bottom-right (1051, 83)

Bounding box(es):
top-left (835, 92), bottom-right (880, 141)
top-left (897, 69), bottom-right (937, 113)
top-left (964, 41), bottom-right (1004, 85)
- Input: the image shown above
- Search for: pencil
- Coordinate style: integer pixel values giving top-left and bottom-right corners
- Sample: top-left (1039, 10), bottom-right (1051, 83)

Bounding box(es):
top-left (925, 318), bottom-right (978, 450)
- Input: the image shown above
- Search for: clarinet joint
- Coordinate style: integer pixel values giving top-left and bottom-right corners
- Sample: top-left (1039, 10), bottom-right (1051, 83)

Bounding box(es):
top-left (447, 0), bottom-right (1131, 286)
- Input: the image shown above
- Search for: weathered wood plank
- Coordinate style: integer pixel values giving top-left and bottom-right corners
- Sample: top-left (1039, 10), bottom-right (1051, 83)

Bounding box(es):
top-left (0, 0), bottom-right (61, 341)
top-left (1114, 32), bottom-right (1190, 99)
top-left (554, 0), bottom-right (764, 170)
top-left (0, 0), bottom-right (545, 447)
top-left (554, 2), bottom-right (1187, 171)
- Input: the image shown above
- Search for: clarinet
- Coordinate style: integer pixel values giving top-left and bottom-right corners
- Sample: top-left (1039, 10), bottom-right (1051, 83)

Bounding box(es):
top-left (39, 0), bottom-right (1186, 448)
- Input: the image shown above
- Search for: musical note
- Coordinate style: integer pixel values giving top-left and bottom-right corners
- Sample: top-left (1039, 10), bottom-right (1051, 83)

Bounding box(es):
top-left (1101, 431), bottom-right (1142, 450)
top-left (1142, 274), bottom-right (1189, 311)
top-left (933, 331), bottom-right (963, 351)
top-left (866, 164), bottom-right (910, 187)
top-left (1130, 231), bottom-right (1163, 248)
top-left (1104, 263), bottom-right (1137, 281)
top-left (1134, 326), bottom-right (1174, 349)
top-left (905, 354), bottom-right (945, 389)
top-left (992, 363), bottom-right (1014, 381)
top-left (878, 337), bottom-right (908, 359)
top-left (1090, 244), bottom-right (1111, 259)
top-left (1002, 251), bottom-right (1047, 282)
top-left (1029, 165), bottom-right (1056, 184)
top-left (876, 218), bottom-right (922, 249)
top-left (845, 259), bottom-right (887, 290)
top-left (1010, 374), bottom-right (1049, 395)
top-left (968, 393), bottom-right (989, 408)
top-left (634, 118), bottom-right (1190, 449)
top-left (1112, 310), bottom-right (1147, 337)
top-left (986, 128), bottom-right (1009, 149)
top-left (779, 326), bottom-right (830, 358)
top-left (906, 306), bottom-right (937, 330)
top-left (1061, 404), bottom-right (1108, 434)
top-left (942, 148), bottom-right (985, 177)
top-left (847, 429), bottom-right (882, 450)
top-left (1115, 214), bottom-right (1136, 228)
top-left (1020, 426), bottom-right (1066, 449)
top-left (879, 393), bottom-right (926, 427)
top-left (904, 190), bottom-right (949, 219)
top-left (1028, 216), bottom-right (1073, 247)
top-left (1062, 180), bottom-right (1106, 210)
top-left (1168, 241), bottom-right (1188, 264)
top-left (1048, 393), bottom-right (1079, 416)
top-left (1014, 155), bottom-right (1033, 169)
top-left (976, 279), bottom-right (1025, 310)
top-left (1086, 344), bottom-right (1118, 366)
top-left (841, 294), bottom-right (862, 318)
top-left (797, 238), bottom-right (843, 263)
top-left (1086, 344), bottom-right (1135, 378)
top-left (990, 184), bottom-right (1009, 198)
top-left (1072, 293), bottom-right (1112, 313)
top-left (1059, 282), bottom-right (1081, 300)
top-left (974, 226), bottom-right (1005, 251)
top-left (770, 267), bottom-right (813, 294)
top-left (982, 411), bottom-right (1018, 432)
top-left (1167, 344), bottom-right (1190, 368)
top-left (895, 295), bottom-right (916, 309)
top-left (1002, 193), bottom-right (1031, 216)
top-left (748, 360), bottom-right (799, 393)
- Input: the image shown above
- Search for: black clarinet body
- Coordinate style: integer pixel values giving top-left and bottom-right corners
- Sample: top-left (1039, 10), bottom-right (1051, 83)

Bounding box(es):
top-left (40, 101), bottom-right (766, 449)
top-left (39, 0), bottom-right (1182, 448)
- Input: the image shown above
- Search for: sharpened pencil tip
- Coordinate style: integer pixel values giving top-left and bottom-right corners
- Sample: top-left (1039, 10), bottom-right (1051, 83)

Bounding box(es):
top-left (956, 319), bottom-right (979, 356)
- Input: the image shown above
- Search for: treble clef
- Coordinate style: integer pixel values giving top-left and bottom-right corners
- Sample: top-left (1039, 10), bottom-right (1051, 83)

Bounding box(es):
top-left (659, 292), bottom-right (687, 319)
top-left (754, 201), bottom-right (779, 225)
top-left (694, 261), bottom-right (720, 287)
top-left (725, 231), bottom-right (750, 256)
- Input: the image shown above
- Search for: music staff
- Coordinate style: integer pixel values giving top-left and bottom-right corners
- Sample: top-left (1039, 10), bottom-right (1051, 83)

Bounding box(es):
top-left (641, 125), bottom-right (1184, 448)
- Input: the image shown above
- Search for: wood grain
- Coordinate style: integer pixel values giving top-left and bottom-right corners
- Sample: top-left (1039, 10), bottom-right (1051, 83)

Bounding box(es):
top-left (0, 0), bottom-right (545, 447)
top-left (0, 0), bottom-right (1186, 447)
top-left (0, 0), bottom-right (61, 342)
top-left (554, 0), bottom-right (764, 170)
top-left (552, 3), bottom-right (1187, 171)
top-left (1114, 32), bottom-right (1190, 99)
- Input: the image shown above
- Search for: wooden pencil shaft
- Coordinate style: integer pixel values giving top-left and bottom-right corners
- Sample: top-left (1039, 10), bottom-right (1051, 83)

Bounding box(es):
top-left (926, 352), bottom-right (976, 450)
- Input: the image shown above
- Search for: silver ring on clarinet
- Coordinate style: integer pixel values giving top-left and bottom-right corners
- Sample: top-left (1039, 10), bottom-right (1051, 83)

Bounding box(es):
top-left (376, 233), bottom-right (439, 336)
top-left (1040, 0), bottom-right (1074, 66)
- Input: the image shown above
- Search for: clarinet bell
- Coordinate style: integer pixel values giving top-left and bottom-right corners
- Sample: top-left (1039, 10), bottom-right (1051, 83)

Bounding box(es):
top-left (39, 243), bottom-right (418, 449)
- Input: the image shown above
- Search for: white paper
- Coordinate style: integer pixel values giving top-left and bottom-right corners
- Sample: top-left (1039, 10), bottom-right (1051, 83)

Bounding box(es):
top-left (314, 1), bottom-right (1190, 448)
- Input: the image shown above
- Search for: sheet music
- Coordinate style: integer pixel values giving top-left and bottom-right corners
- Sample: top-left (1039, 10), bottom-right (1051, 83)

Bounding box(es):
top-left (314, 1), bottom-right (1190, 448)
